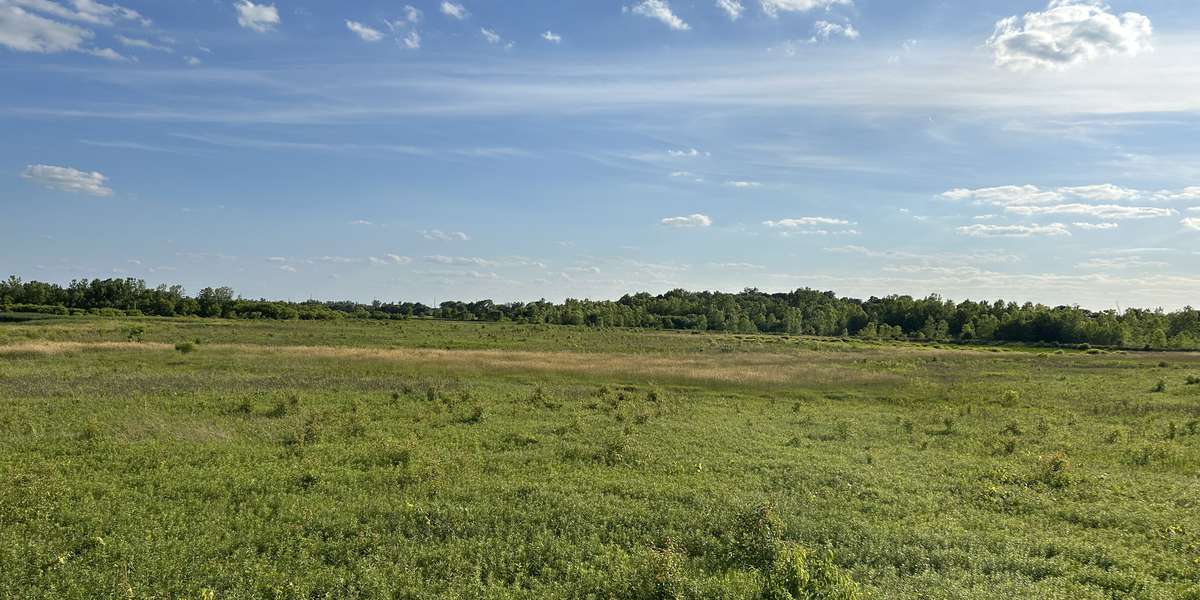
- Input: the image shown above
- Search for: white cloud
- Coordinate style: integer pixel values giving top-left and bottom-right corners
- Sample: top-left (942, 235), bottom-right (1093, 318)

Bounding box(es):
top-left (1077, 257), bottom-right (1166, 270)
top-left (726, 180), bottom-right (761, 188)
top-left (760, 0), bottom-right (852, 18)
top-left (716, 0), bottom-right (744, 20)
top-left (115, 34), bottom-right (171, 52)
top-left (0, 4), bottom-right (129, 58)
top-left (346, 20), bottom-right (383, 42)
top-left (421, 229), bottom-right (470, 241)
top-left (480, 27), bottom-right (500, 44)
top-left (812, 20), bottom-right (858, 41)
top-left (1183, 218), bottom-right (1200, 232)
top-left (667, 147), bottom-right (708, 157)
top-left (1058, 183), bottom-right (1139, 202)
top-left (184, 55), bottom-right (201, 66)
top-left (349, 219), bottom-right (374, 226)
top-left (234, 0), bottom-right (278, 33)
top-left (370, 254), bottom-right (412, 265)
top-left (21, 164), bottom-right (112, 196)
top-left (541, 30), bottom-right (561, 43)
top-left (1154, 187), bottom-right (1200, 202)
top-left (1190, 207), bottom-right (1200, 213)
top-left (942, 185), bottom-right (1060, 206)
top-left (1072, 222), bottom-right (1119, 230)
top-left (957, 223), bottom-right (1071, 238)
top-left (402, 5), bottom-right (421, 24)
top-left (988, 0), bottom-right (1152, 71)
top-left (661, 214), bottom-right (712, 228)
top-left (440, 1), bottom-right (467, 20)
top-left (944, 184), bottom-right (1195, 209)
top-left (425, 255), bottom-right (498, 267)
top-left (629, 0), bottom-right (689, 31)
top-left (279, 265), bottom-right (297, 273)
top-left (708, 261), bottom-right (764, 270)
top-left (1006, 204), bottom-right (1174, 220)
top-left (400, 30), bottom-right (421, 49)
top-left (7, 0), bottom-right (147, 26)
top-left (763, 217), bottom-right (850, 228)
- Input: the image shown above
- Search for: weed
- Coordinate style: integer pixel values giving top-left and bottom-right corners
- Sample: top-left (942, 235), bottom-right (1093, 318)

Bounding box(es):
top-left (1153, 380), bottom-right (1167, 393)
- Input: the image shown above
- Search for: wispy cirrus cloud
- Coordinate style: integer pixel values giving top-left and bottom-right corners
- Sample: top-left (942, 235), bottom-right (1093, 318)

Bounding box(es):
top-left (345, 20), bottom-right (383, 42)
top-left (957, 223), bottom-right (1071, 238)
top-left (628, 0), bottom-right (689, 31)
top-left (760, 0), bottom-right (852, 18)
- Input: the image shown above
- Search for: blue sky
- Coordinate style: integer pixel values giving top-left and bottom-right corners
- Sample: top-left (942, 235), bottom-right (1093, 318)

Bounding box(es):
top-left (2, 0), bottom-right (1199, 308)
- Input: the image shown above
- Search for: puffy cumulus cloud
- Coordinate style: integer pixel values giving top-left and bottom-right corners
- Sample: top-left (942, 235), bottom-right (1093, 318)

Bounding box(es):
top-left (234, 0), bottom-right (278, 33)
top-left (812, 20), bottom-right (858, 41)
top-left (716, 0), bottom-right (744, 21)
top-left (661, 214), bottom-right (712, 228)
top-left (763, 217), bottom-right (851, 228)
top-left (345, 20), bottom-right (383, 42)
top-left (1184, 218), bottom-right (1200, 232)
top-left (760, 0), bottom-right (852, 18)
top-left (988, 0), bottom-right (1152, 71)
top-left (440, 1), bottom-right (467, 20)
top-left (1006, 204), bottom-right (1174, 220)
top-left (628, 0), bottom-right (689, 31)
top-left (541, 30), bottom-right (561, 43)
top-left (957, 223), bottom-right (1071, 238)
top-left (21, 164), bottom-right (113, 196)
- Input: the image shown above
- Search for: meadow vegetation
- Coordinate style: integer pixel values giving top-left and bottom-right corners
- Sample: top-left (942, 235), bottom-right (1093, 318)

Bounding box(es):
top-left (1, 317), bottom-right (1199, 598)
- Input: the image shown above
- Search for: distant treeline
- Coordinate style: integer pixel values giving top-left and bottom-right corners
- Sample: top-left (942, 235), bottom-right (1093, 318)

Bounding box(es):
top-left (3, 275), bottom-right (1198, 349)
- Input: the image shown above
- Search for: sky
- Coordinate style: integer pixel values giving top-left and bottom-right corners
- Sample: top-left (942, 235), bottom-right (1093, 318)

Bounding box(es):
top-left (2, 0), bottom-right (1200, 309)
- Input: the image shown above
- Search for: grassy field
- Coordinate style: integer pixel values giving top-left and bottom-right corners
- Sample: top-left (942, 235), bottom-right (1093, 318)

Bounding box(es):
top-left (1, 317), bottom-right (1198, 599)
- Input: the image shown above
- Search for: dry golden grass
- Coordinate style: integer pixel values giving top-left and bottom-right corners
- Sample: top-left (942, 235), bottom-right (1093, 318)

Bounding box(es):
top-left (0, 340), bottom-right (905, 387)
top-left (0, 341), bottom-right (173, 355)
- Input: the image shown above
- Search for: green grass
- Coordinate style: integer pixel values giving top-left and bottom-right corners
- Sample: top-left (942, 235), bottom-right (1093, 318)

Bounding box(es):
top-left (1, 318), bottom-right (1198, 598)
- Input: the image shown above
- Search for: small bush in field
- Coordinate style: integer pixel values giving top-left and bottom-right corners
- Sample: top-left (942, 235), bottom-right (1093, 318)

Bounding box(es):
top-left (174, 342), bottom-right (196, 354)
top-left (1035, 451), bottom-right (1074, 489)
top-left (1185, 375), bottom-right (1200, 385)
top-left (1152, 380), bottom-right (1167, 393)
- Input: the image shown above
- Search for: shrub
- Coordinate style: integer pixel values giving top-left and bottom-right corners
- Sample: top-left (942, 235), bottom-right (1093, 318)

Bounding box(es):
top-left (174, 342), bottom-right (196, 354)
top-left (763, 546), bottom-right (861, 600)
top-left (1000, 390), bottom-right (1020, 407)
top-left (1185, 376), bottom-right (1200, 385)
top-left (1035, 451), bottom-right (1074, 489)
top-left (1152, 380), bottom-right (1167, 393)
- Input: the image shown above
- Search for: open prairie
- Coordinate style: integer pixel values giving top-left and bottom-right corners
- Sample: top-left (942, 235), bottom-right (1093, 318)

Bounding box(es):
top-left (2, 317), bottom-right (1199, 598)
